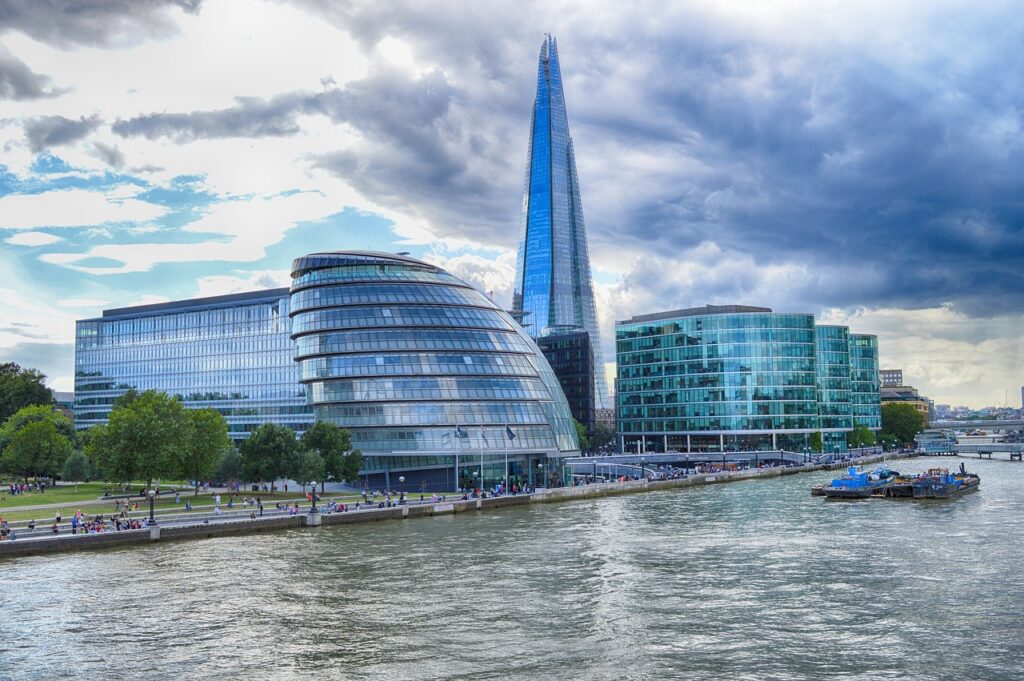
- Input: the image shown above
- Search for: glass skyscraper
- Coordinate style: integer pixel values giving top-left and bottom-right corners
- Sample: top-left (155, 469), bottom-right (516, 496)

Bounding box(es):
top-left (74, 290), bottom-right (313, 440)
top-left (512, 34), bottom-right (610, 409)
top-left (290, 251), bottom-right (580, 491)
top-left (615, 305), bottom-right (881, 453)
top-left (850, 334), bottom-right (882, 430)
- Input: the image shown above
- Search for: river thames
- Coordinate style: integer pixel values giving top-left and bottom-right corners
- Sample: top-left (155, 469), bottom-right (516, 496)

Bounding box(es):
top-left (3, 456), bottom-right (1023, 680)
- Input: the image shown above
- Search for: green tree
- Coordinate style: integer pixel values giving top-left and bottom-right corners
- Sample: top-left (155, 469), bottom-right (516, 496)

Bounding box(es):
top-left (0, 404), bottom-right (74, 451)
top-left (575, 420), bottom-right (590, 451)
top-left (239, 423), bottom-right (297, 491)
top-left (216, 448), bottom-right (243, 485)
top-left (61, 451), bottom-right (91, 490)
top-left (88, 390), bottom-right (189, 488)
top-left (289, 450), bottom-right (325, 494)
top-left (301, 421), bottom-right (360, 493)
top-left (0, 362), bottom-right (53, 423)
top-left (809, 431), bottom-right (823, 453)
top-left (881, 403), bottom-right (926, 447)
top-left (175, 408), bottom-right (231, 495)
top-left (591, 423), bottom-right (615, 450)
top-left (1, 417), bottom-right (72, 480)
top-left (847, 425), bottom-right (876, 448)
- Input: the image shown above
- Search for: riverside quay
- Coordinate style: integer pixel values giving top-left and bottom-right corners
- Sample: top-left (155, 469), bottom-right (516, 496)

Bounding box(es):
top-left (75, 251), bottom-right (582, 491)
top-left (615, 305), bottom-right (881, 454)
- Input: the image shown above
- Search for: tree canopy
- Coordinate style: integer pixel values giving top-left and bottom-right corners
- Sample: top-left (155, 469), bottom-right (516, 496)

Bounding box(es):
top-left (1, 409), bottom-right (73, 479)
top-left (881, 403), bottom-right (926, 446)
top-left (289, 450), bottom-right (325, 492)
top-left (0, 362), bottom-right (53, 423)
top-left (88, 390), bottom-right (189, 487)
top-left (240, 423), bottom-right (297, 488)
top-left (301, 421), bottom-right (361, 489)
top-left (61, 451), bottom-right (92, 486)
top-left (176, 408), bottom-right (231, 495)
top-left (847, 425), bottom-right (876, 448)
top-left (574, 420), bottom-right (590, 451)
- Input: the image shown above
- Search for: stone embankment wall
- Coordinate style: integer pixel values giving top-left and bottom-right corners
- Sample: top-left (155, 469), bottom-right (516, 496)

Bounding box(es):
top-left (0, 453), bottom-right (908, 559)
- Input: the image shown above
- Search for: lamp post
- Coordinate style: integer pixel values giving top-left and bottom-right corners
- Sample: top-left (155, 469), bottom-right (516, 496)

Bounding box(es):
top-left (399, 475), bottom-right (405, 492)
top-left (309, 481), bottom-right (318, 513)
top-left (538, 462), bottom-right (544, 488)
top-left (147, 489), bottom-right (156, 526)
top-left (640, 456), bottom-right (646, 479)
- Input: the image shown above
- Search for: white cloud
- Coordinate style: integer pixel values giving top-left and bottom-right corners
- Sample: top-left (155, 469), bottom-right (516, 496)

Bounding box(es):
top-left (5, 231), bottom-right (63, 246)
top-left (57, 298), bottom-right (110, 308)
top-left (0, 187), bottom-right (167, 230)
top-left (194, 269), bottom-right (291, 298)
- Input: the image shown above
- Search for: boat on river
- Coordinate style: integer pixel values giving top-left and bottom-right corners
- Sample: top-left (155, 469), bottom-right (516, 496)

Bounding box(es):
top-left (820, 465), bottom-right (900, 499)
top-left (909, 466), bottom-right (980, 499)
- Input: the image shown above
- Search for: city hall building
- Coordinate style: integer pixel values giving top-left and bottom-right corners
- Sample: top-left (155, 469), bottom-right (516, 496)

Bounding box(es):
top-left (289, 251), bottom-right (581, 490)
top-left (615, 305), bottom-right (881, 454)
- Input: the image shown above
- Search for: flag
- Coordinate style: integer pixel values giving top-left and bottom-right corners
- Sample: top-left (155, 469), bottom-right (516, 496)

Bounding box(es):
top-left (456, 425), bottom-right (468, 438)
top-left (505, 425), bottom-right (516, 441)
top-left (480, 426), bottom-right (488, 444)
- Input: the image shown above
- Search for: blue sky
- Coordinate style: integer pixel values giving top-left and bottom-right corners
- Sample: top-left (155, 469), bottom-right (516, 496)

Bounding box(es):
top-left (0, 0), bottom-right (1021, 408)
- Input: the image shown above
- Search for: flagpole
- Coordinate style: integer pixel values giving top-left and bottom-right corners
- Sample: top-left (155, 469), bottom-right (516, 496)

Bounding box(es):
top-left (504, 423), bottom-right (509, 491)
top-left (455, 422), bottom-right (460, 494)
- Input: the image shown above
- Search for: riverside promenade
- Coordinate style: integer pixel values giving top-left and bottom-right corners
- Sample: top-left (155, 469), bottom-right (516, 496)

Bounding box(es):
top-left (0, 452), bottom-right (910, 559)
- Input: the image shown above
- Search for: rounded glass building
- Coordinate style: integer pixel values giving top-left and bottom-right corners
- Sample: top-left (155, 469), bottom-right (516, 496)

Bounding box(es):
top-left (289, 251), bottom-right (579, 491)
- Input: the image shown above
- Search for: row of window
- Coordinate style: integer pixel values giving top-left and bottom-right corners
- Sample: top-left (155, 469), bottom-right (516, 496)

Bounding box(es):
top-left (618, 417), bottom-right (821, 432)
top-left (300, 353), bottom-right (540, 380)
top-left (290, 283), bottom-right (484, 314)
top-left (308, 376), bottom-right (553, 404)
top-left (294, 328), bottom-right (534, 359)
top-left (316, 401), bottom-right (549, 427)
top-left (291, 306), bottom-right (511, 335)
top-left (290, 265), bottom-right (460, 293)
top-left (347, 425), bottom-right (559, 452)
top-left (621, 402), bottom-right (818, 418)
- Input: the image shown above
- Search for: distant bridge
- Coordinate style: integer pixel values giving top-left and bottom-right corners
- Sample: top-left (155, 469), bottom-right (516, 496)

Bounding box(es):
top-left (564, 448), bottom-right (883, 475)
top-left (930, 419), bottom-right (1024, 430)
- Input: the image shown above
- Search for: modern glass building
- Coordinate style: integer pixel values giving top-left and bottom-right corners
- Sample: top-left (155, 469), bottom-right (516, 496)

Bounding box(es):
top-left (512, 34), bottom-right (610, 409)
top-left (74, 290), bottom-right (313, 440)
top-left (815, 325), bottom-right (853, 453)
top-left (850, 334), bottom-right (882, 430)
top-left (536, 329), bottom-right (596, 435)
top-left (616, 305), bottom-right (881, 453)
top-left (289, 251), bottom-right (581, 491)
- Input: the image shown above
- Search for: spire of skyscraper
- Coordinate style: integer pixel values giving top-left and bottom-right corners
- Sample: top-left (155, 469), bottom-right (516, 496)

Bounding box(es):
top-left (513, 34), bottom-right (610, 410)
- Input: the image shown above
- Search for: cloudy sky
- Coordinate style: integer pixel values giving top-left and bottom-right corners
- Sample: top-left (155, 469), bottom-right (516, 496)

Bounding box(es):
top-left (0, 0), bottom-right (1021, 408)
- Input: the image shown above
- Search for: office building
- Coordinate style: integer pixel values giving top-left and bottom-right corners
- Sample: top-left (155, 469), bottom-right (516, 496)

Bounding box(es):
top-left (74, 290), bottom-right (314, 439)
top-left (880, 369), bottom-right (903, 388)
top-left (536, 329), bottom-right (596, 435)
top-left (512, 34), bottom-right (610, 409)
top-left (615, 305), bottom-right (882, 453)
top-left (289, 251), bottom-right (581, 490)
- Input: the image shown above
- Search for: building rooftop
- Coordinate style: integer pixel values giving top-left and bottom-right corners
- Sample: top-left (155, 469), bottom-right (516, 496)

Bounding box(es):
top-left (83, 288), bottom-right (291, 322)
top-left (290, 251), bottom-right (435, 277)
top-left (617, 305), bottom-right (773, 326)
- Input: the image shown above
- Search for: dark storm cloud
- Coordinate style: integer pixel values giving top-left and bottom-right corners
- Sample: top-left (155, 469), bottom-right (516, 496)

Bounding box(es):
top-left (112, 93), bottom-right (307, 141)
top-left (0, 0), bottom-right (202, 48)
top-left (0, 45), bottom-right (65, 100)
top-left (285, 0), bottom-right (1024, 317)
top-left (23, 115), bottom-right (102, 152)
top-left (93, 141), bottom-right (124, 169)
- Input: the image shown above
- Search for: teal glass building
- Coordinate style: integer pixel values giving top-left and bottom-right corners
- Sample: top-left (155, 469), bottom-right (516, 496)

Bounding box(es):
top-left (850, 334), bottom-right (882, 429)
top-left (74, 290), bottom-right (313, 440)
top-left (290, 251), bottom-right (580, 490)
top-left (616, 305), bottom-right (881, 453)
top-left (512, 35), bottom-right (610, 409)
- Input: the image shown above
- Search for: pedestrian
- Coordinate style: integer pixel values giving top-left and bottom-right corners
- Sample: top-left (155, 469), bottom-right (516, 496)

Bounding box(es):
top-left (257, 497), bottom-right (263, 517)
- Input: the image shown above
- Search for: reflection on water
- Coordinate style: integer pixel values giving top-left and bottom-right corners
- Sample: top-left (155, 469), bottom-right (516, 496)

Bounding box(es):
top-left (2, 458), bottom-right (1023, 680)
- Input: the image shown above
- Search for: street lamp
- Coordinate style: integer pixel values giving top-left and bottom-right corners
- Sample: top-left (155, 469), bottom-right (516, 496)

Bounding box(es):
top-left (538, 462), bottom-right (544, 488)
top-left (147, 489), bottom-right (156, 526)
top-left (399, 475), bottom-right (405, 492)
top-left (640, 456), bottom-right (646, 479)
top-left (309, 481), bottom-right (318, 513)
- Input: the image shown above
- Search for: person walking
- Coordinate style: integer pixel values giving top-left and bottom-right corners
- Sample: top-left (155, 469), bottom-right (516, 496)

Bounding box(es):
top-left (257, 497), bottom-right (263, 517)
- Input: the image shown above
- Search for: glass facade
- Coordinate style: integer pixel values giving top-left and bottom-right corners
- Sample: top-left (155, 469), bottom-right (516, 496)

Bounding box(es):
top-left (850, 334), bottom-right (882, 430)
top-left (512, 35), bottom-right (610, 409)
top-left (616, 306), bottom-right (881, 453)
top-left (537, 330), bottom-right (596, 435)
top-left (74, 289), bottom-right (314, 440)
top-left (815, 325), bottom-right (853, 452)
top-left (290, 251), bottom-right (580, 491)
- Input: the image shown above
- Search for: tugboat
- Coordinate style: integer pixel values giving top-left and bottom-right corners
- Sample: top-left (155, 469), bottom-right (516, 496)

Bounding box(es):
top-left (820, 465), bottom-right (900, 499)
top-left (910, 463), bottom-right (980, 499)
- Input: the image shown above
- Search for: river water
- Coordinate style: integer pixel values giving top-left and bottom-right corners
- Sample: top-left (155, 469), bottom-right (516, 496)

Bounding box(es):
top-left (3, 456), bottom-right (1023, 680)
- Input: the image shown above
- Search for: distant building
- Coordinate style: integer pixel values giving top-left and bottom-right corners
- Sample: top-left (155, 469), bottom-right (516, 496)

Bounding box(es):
top-left (879, 369), bottom-right (903, 388)
top-left (616, 305), bottom-right (881, 454)
top-left (74, 289), bottom-right (314, 440)
top-left (53, 391), bottom-right (74, 422)
top-left (880, 385), bottom-right (931, 423)
top-left (595, 407), bottom-right (615, 432)
top-left (536, 329), bottom-right (596, 435)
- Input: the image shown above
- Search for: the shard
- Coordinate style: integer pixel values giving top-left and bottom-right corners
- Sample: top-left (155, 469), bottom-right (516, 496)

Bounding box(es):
top-left (513, 34), bottom-right (610, 410)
